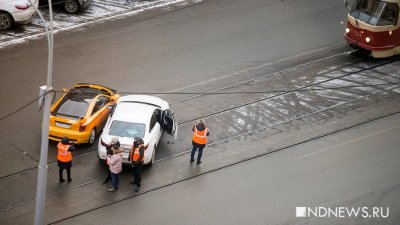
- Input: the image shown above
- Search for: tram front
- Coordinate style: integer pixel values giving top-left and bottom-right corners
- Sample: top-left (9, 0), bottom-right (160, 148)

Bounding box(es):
top-left (344, 0), bottom-right (400, 58)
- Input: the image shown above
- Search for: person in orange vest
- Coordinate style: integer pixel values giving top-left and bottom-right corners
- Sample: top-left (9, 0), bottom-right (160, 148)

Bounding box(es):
top-left (57, 136), bottom-right (74, 183)
top-left (128, 136), bottom-right (145, 192)
top-left (190, 119), bottom-right (209, 164)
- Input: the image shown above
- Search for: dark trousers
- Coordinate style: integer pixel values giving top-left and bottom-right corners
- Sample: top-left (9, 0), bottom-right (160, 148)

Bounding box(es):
top-left (58, 160), bottom-right (72, 181)
top-left (104, 170), bottom-right (111, 183)
top-left (111, 172), bottom-right (119, 189)
top-left (191, 146), bottom-right (204, 162)
top-left (59, 168), bottom-right (71, 181)
top-left (132, 163), bottom-right (142, 186)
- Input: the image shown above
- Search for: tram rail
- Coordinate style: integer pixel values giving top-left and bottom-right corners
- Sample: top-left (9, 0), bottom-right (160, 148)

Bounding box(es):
top-left (0, 53), bottom-right (398, 181)
top-left (1, 54), bottom-right (399, 218)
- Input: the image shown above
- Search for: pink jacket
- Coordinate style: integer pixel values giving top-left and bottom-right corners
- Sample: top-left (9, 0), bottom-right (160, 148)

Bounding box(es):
top-left (107, 154), bottom-right (122, 174)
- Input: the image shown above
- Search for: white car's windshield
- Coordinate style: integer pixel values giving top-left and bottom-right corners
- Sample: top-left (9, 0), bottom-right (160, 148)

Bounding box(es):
top-left (109, 120), bottom-right (145, 138)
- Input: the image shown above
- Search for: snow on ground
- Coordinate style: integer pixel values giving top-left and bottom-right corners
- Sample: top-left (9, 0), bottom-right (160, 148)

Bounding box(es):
top-left (0, 0), bottom-right (202, 48)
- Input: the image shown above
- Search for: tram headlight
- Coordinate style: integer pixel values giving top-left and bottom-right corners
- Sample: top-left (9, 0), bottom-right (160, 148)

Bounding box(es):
top-left (365, 37), bottom-right (371, 43)
top-left (345, 28), bottom-right (350, 34)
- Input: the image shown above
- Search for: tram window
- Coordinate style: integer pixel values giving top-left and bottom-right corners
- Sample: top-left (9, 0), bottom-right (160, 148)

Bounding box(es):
top-left (381, 10), bottom-right (395, 24)
top-left (351, 0), bottom-right (399, 26)
top-left (378, 4), bottom-right (399, 26)
top-left (358, 0), bottom-right (368, 11)
top-left (350, 0), bottom-right (375, 23)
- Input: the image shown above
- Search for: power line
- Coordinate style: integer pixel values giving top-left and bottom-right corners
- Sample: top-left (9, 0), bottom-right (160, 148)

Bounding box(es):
top-left (0, 82), bottom-right (399, 122)
top-left (119, 82), bottom-right (400, 95)
top-left (0, 90), bottom-right (55, 122)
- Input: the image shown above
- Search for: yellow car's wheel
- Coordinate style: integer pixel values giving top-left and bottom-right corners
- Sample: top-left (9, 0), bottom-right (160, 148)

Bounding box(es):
top-left (88, 129), bottom-right (96, 145)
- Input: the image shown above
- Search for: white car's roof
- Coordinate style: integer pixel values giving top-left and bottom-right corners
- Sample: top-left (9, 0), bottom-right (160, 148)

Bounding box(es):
top-left (113, 101), bottom-right (156, 124)
top-left (117, 95), bottom-right (168, 109)
top-left (112, 95), bottom-right (169, 123)
top-left (100, 95), bottom-right (174, 152)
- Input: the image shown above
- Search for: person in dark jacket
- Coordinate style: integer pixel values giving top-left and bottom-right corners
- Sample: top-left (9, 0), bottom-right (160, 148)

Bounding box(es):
top-left (102, 137), bottom-right (120, 185)
top-left (190, 119), bottom-right (209, 164)
top-left (128, 136), bottom-right (145, 192)
top-left (57, 136), bottom-right (75, 182)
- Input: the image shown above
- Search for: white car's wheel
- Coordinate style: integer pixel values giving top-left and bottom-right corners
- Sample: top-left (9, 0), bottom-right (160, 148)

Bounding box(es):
top-left (64, 0), bottom-right (80, 13)
top-left (0, 12), bottom-right (13, 30)
top-left (88, 129), bottom-right (96, 145)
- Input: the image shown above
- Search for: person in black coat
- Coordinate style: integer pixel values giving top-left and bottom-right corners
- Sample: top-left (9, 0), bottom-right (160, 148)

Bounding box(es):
top-left (57, 136), bottom-right (75, 183)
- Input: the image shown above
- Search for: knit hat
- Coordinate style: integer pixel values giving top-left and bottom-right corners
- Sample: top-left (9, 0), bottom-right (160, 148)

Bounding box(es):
top-left (62, 136), bottom-right (69, 145)
top-left (111, 136), bottom-right (119, 144)
top-left (199, 118), bottom-right (205, 125)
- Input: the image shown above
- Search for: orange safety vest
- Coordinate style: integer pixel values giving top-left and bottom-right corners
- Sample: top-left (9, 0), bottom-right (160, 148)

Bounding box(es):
top-left (130, 144), bottom-right (144, 162)
top-left (192, 126), bottom-right (208, 145)
top-left (57, 143), bottom-right (72, 162)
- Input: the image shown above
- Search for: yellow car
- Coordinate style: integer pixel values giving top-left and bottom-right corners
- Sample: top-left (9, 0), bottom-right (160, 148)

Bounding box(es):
top-left (49, 83), bottom-right (120, 145)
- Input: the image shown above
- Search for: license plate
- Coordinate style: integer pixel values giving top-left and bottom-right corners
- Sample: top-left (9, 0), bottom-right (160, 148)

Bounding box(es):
top-left (122, 153), bottom-right (129, 163)
top-left (55, 122), bottom-right (71, 129)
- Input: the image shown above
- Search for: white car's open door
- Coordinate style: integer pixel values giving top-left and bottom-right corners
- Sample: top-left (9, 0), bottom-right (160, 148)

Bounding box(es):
top-left (161, 109), bottom-right (177, 140)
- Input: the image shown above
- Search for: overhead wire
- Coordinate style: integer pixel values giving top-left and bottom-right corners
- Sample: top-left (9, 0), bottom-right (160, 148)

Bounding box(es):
top-left (119, 82), bottom-right (400, 95)
top-left (0, 89), bottom-right (55, 122)
top-left (0, 82), bottom-right (399, 123)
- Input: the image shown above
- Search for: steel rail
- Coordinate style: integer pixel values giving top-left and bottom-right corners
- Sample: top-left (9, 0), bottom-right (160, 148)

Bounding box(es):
top-left (0, 57), bottom-right (397, 181)
top-left (48, 109), bottom-right (400, 225)
top-left (1, 61), bottom-right (399, 215)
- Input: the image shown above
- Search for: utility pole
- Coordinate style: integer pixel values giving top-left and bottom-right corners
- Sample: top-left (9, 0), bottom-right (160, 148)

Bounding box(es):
top-left (28, 1), bottom-right (54, 224)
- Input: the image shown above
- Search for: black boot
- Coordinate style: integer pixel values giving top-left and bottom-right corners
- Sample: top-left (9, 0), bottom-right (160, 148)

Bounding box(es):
top-left (67, 168), bottom-right (71, 182)
top-left (59, 168), bottom-right (65, 183)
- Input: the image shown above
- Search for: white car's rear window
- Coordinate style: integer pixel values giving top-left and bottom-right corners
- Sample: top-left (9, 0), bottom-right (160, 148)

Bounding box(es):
top-left (109, 120), bottom-right (145, 138)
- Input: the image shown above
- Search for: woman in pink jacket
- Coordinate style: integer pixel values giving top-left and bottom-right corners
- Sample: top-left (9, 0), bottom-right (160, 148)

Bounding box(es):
top-left (107, 145), bottom-right (123, 192)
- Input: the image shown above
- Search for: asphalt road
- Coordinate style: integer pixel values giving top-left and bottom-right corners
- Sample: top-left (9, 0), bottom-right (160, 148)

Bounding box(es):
top-left (53, 107), bottom-right (400, 225)
top-left (0, 0), bottom-right (399, 224)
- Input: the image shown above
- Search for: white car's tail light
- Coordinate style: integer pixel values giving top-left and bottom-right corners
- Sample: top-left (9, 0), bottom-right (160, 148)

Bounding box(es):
top-left (15, 3), bottom-right (30, 10)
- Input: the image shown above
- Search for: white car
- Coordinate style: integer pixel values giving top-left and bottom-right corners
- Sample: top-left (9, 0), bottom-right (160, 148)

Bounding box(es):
top-left (0, 0), bottom-right (38, 30)
top-left (98, 95), bottom-right (177, 166)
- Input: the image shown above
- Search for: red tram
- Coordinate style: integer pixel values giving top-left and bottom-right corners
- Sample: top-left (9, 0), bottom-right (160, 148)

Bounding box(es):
top-left (344, 0), bottom-right (400, 58)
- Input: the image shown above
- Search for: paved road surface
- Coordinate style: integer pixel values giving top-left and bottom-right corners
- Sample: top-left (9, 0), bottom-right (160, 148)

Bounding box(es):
top-left (1, 0), bottom-right (399, 224)
top-left (54, 110), bottom-right (400, 225)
